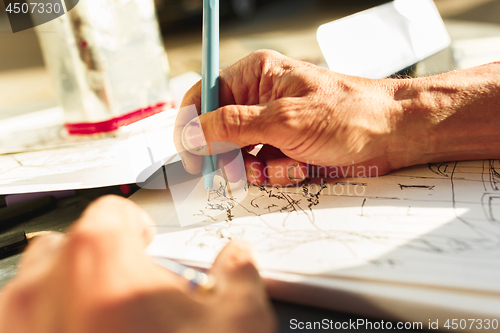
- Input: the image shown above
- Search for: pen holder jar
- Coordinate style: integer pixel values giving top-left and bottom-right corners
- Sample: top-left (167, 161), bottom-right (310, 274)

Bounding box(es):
top-left (34, 0), bottom-right (173, 135)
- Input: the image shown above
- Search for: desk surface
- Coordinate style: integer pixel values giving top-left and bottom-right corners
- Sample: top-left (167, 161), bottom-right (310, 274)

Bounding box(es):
top-left (1, 1), bottom-right (500, 330)
top-left (0, 186), bottom-right (426, 333)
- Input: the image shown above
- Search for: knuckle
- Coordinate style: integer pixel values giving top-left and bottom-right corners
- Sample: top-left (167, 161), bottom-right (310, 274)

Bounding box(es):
top-left (180, 80), bottom-right (202, 108)
top-left (252, 49), bottom-right (279, 62)
top-left (218, 105), bottom-right (243, 141)
top-left (224, 251), bottom-right (256, 275)
top-left (251, 49), bottom-right (284, 72)
top-left (252, 49), bottom-right (302, 73)
top-left (63, 231), bottom-right (105, 263)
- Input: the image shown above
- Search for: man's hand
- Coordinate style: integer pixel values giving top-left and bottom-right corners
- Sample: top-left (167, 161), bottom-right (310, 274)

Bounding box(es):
top-left (175, 50), bottom-right (401, 186)
top-left (0, 196), bottom-right (276, 333)
top-left (175, 50), bottom-right (500, 186)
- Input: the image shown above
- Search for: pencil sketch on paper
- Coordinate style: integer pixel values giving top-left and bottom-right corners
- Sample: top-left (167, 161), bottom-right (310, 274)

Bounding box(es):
top-left (144, 160), bottom-right (500, 293)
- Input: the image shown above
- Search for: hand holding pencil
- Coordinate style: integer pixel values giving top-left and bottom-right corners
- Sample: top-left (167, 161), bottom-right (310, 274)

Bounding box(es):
top-left (0, 196), bottom-right (276, 333)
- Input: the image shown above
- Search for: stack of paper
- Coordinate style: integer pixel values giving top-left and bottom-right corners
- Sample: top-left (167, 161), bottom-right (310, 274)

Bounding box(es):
top-left (131, 160), bottom-right (500, 327)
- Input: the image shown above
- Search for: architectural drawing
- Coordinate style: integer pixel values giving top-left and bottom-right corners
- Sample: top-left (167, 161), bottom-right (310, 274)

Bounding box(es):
top-left (143, 160), bottom-right (500, 295)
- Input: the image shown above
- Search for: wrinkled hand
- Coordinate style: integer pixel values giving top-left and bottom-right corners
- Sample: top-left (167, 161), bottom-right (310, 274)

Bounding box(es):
top-left (175, 50), bottom-right (405, 186)
top-left (0, 196), bottom-right (276, 333)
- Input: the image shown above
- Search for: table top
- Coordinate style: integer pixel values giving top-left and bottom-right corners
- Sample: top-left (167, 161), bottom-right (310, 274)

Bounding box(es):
top-left (1, 1), bottom-right (500, 331)
top-left (0, 186), bottom-right (428, 333)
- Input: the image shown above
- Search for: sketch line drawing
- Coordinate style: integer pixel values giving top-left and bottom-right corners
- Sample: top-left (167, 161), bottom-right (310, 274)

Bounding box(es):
top-left (398, 184), bottom-right (435, 190)
top-left (489, 160), bottom-right (500, 191)
top-left (144, 160), bottom-right (500, 294)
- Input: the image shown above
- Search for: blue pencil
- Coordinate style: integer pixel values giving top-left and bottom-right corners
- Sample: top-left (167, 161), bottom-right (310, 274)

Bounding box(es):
top-left (201, 0), bottom-right (220, 201)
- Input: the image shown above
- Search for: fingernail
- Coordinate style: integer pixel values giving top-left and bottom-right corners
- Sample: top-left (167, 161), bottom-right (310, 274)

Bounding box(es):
top-left (245, 145), bottom-right (257, 154)
top-left (288, 163), bottom-right (306, 181)
top-left (247, 169), bottom-right (258, 185)
top-left (182, 119), bottom-right (207, 152)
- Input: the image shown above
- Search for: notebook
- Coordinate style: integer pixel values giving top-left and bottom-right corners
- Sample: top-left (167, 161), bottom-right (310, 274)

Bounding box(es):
top-left (131, 160), bottom-right (500, 324)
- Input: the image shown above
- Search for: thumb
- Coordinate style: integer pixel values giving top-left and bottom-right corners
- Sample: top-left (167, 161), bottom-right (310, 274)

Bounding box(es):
top-left (70, 195), bottom-right (157, 250)
top-left (181, 104), bottom-right (268, 155)
top-left (209, 241), bottom-right (277, 333)
top-left (210, 241), bottom-right (264, 297)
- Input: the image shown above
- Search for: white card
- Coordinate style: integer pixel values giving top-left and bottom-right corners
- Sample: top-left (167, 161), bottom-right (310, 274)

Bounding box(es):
top-left (317, 0), bottom-right (451, 78)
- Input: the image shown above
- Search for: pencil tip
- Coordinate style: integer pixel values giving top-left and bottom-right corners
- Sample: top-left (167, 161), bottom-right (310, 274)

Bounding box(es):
top-left (207, 190), bottom-right (211, 202)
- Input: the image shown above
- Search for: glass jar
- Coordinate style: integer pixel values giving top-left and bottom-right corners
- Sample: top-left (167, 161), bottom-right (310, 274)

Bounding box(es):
top-left (34, 0), bottom-right (173, 135)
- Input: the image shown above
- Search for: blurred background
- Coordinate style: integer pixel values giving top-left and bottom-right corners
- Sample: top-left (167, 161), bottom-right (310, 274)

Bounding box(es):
top-left (1, 0), bottom-right (500, 120)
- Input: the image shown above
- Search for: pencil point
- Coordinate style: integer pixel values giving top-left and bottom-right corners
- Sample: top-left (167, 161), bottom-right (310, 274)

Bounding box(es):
top-left (207, 190), bottom-right (211, 202)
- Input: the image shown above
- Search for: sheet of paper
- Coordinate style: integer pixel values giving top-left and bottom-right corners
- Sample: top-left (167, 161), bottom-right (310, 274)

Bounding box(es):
top-left (0, 110), bottom-right (177, 194)
top-left (133, 160), bottom-right (500, 295)
top-left (452, 36), bottom-right (500, 70)
top-left (264, 271), bottom-right (500, 323)
top-left (317, 0), bottom-right (450, 78)
top-left (0, 72), bottom-right (201, 195)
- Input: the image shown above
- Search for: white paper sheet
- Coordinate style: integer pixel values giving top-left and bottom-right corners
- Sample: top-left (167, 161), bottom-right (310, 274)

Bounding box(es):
top-left (452, 36), bottom-right (500, 70)
top-left (0, 110), bottom-right (177, 194)
top-left (0, 72), bottom-right (200, 195)
top-left (134, 160), bottom-right (500, 295)
top-left (317, 0), bottom-right (451, 78)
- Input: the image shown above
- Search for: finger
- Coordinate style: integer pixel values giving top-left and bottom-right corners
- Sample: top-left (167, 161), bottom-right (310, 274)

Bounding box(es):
top-left (217, 149), bottom-right (246, 184)
top-left (71, 195), bottom-right (157, 250)
top-left (179, 79), bottom-right (202, 114)
top-left (177, 86), bottom-right (241, 175)
top-left (179, 72), bottom-right (237, 112)
top-left (176, 62), bottom-right (244, 174)
top-left (67, 197), bottom-right (193, 294)
top-left (14, 232), bottom-right (65, 284)
top-left (181, 104), bottom-right (267, 155)
top-left (0, 235), bottom-right (66, 333)
top-left (209, 241), bottom-right (264, 298)
top-left (174, 103), bottom-right (202, 175)
top-left (256, 144), bottom-right (287, 163)
top-left (18, 232), bottom-right (65, 271)
top-left (178, 50), bottom-right (302, 172)
top-left (179, 51), bottom-right (269, 111)
top-left (207, 241), bottom-right (276, 333)
top-left (245, 144), bottom-right (258, 154)
top-left (182, 96), bottom-right (307, 157)
top-left (266, 158), bottom-right (309, 186)
top-left (254, 146), bottom-right (309, 186)
top-left (243, 152), bottom-right (267, 186)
